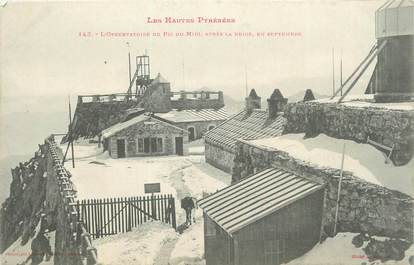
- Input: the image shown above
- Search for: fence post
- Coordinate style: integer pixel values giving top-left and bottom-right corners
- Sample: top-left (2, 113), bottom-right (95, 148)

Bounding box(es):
top-left (151, 194), bottom-right (156, 220)
top-left (170, 196), bottom-right (176, 230)
top-left (128, 197), bottom-right (132, 232)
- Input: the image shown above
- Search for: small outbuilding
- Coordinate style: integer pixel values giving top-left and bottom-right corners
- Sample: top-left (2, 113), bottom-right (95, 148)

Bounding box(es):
top-left (101, 114), bottom-right (189, 158)
top-left (198, 167), bottom-right (325, 265)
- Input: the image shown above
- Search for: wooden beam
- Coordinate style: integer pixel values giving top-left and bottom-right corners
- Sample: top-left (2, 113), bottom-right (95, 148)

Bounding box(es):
top-left (333, 143), bottom-right (346, 235)
top-left (338, 40), bottom-right (387, 103)
top-left (330, 43), bottom-right (377, 99)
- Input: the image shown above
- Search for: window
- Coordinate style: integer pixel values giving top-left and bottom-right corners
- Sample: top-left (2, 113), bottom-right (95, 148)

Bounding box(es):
top-left (137, 137), bottom-right (163, 154)
top-left (264, 240), bottom-right (285, 265)
top-left (157, 138), bottom-right (163, 152)
top-left (137, 138), bottom-right (144, 153)
top-left (151, 138), bottom-right (157, 152)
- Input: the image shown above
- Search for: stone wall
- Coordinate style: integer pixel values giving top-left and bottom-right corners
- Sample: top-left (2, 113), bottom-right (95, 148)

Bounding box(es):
top-left (107, 118), bottom-right (189, 158)
top-left (72, 90), bottom-right (225, 140)
top-left (142, 83), bottom-right (172, 113)
top-left (0, 146), bottom-right (48, 252)
top-left (171, 91), bottom-right (224, 110)
top-left (173, 120), bottom-right (223, 141)
top-left (205, 142), bottom-right (234, 174)
top-left (0, 136), bottom-right (97, 264)
top-left (283, 102), bottom-right (414, 165)
top-left (72, 100), bottom-right (139, 139)
top-left (232, 140), bottom-right (413, 242)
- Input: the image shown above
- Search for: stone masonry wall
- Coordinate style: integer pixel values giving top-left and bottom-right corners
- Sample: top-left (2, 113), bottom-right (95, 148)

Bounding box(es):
top-left (174, 120), bottom-right (223, 140)
top-left (232, 140), bottom-right (413, 242)
top-left (0, 137), bottom-right (97, 264)
top-left (0, 145), bottom-right (48, 252)
top-left (283, 102), bottom-right (414, 165)
top-left (108, 119), bottom-right (189, 158)
top-left (72, 100), bottom-right (139, 139)
top-left (205, 142), bottom-right (234, 174)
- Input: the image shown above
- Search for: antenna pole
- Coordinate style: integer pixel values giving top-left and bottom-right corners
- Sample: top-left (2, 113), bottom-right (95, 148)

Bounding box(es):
top-left (340, 49), bottom-right (343, 96)
top-left (333, 143), bottom-right (346, 235)
top-left (245, 65), bottom-right (248, 97)
top-left (69, 96), bottom-right (75, 168)
top-left (332, 48), bottom-right (335, 97)
top-left (128, 52), bottom-right (132, 85)
top-left (182, 56), bottom-right (185, 90)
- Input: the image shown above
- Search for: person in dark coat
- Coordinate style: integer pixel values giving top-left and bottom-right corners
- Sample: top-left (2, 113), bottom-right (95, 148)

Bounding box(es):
top-left (181, 196), bottom-right (195, 225)
top-left (22, 229), bottom-right (53, 265)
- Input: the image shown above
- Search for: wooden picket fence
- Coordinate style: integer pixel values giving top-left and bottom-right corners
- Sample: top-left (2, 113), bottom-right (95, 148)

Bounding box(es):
top-left (76, 194), bottom-right (176, 239)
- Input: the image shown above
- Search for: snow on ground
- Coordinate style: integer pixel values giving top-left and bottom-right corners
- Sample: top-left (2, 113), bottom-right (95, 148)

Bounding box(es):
top-left (169, 214), bottom-right (205, 265)
top-left (285, 233), bottom-right (414, 265)
top-left (186, 139), bottom-right (205, 155)
top-left (249, 133), bottom-right (414, 196)
top-left (57, 136), bottom-right (104, 160)
top-left (313, 95), bottom-right (414, 111)
top-left (67, 154), bottom-right (194, 200)
top-left (94, 221), bottom-right (178, 265)
top-left (341, 101), bottom-right (414, 111)
top-left (60, 142), bottom-right (230, 265)
top-left (182, 157), bottom-right (230, 199)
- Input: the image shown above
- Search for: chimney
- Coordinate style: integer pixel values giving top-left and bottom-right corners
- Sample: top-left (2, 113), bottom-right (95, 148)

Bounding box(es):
top-left (267, 89), bottom-right (287, 118)
top-left (246, 89), bottom-right (261, 112)
top-left (303, 89), bottom-right (315, 102)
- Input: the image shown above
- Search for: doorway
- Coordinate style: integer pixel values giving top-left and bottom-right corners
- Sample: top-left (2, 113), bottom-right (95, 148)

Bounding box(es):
top-left (117, 139), bottom-right (126, 158)
top-left (175, 137), bottom-right (183, 156)
top-left (188, 127), bottom-right (195, 141)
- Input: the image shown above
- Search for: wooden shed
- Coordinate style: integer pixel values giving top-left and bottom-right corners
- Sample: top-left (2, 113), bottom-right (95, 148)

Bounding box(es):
top-left (198, 168), bottom-right (325, 265)
top-left (101, 114), bottom-right (189, 158)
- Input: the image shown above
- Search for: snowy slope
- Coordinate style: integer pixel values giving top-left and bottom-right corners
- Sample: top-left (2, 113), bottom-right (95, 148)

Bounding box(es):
top-left (249, 133), bottom-right (414, 196)
top-left (285, 233), bottom-right (414, 265)
top-left (94, 222), bottom-right (178, 265)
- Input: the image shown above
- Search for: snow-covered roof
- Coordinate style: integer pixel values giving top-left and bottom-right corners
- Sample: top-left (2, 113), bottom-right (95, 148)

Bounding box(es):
top-left (101, 114), bottom-right (187, 139)
top-left (155, 108), bottom-right (228, 123)
top-left (248, 134), bottom-right (414, 196)
top-left (198, 167), bottom-right (323, 235)
top-left (285, 232), bottom-right (414, 265)
top-left (313, 95), bottom-right (414, 111)
top-left (204, 109), bottom-right (285, 151)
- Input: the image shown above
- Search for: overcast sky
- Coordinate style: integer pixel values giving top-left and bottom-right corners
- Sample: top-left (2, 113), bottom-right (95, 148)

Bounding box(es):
top-left (1, 0), bottom-right (382, 114)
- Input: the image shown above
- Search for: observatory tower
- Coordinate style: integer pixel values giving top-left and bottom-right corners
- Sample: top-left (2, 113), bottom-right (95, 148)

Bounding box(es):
top-left (374, 0), bottom-right (414, 102)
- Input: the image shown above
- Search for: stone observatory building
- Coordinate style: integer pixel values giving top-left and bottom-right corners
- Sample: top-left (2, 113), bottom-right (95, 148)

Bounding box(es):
top-left (101, 114), bottom-right (189, 158)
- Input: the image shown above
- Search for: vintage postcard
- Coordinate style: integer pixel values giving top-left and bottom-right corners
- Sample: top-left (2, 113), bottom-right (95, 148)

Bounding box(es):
top-left (0, 1), bottom-right (413, 265)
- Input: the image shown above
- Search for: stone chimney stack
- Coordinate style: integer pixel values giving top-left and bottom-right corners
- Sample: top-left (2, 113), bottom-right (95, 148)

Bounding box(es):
top-left (267, 89), bottom-right (288, 118)
top-left (303, 89), bottom-right (315, 102)
top-left (246, 89), bottom-right (261, 112)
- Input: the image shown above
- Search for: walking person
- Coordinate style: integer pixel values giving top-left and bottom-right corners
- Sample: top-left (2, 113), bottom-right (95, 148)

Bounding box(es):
top-left (181, 196), bottom-right (195, 226)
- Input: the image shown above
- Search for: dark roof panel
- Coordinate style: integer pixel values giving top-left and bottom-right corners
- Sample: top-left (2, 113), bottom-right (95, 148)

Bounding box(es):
top-left (204, 109), bottom-right (286, 151)
top-left (198, 168), bottom-right (323, 234)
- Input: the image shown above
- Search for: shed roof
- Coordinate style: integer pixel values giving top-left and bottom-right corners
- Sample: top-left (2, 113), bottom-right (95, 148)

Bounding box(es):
top-left (198, 168), bottom-right (323, 235)
top-left (204, 109), bottom-right (285, 152)
top-left (101, 114), bottom-right (187, 139)
top-left (155, 108), bottom-right (228, 123)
